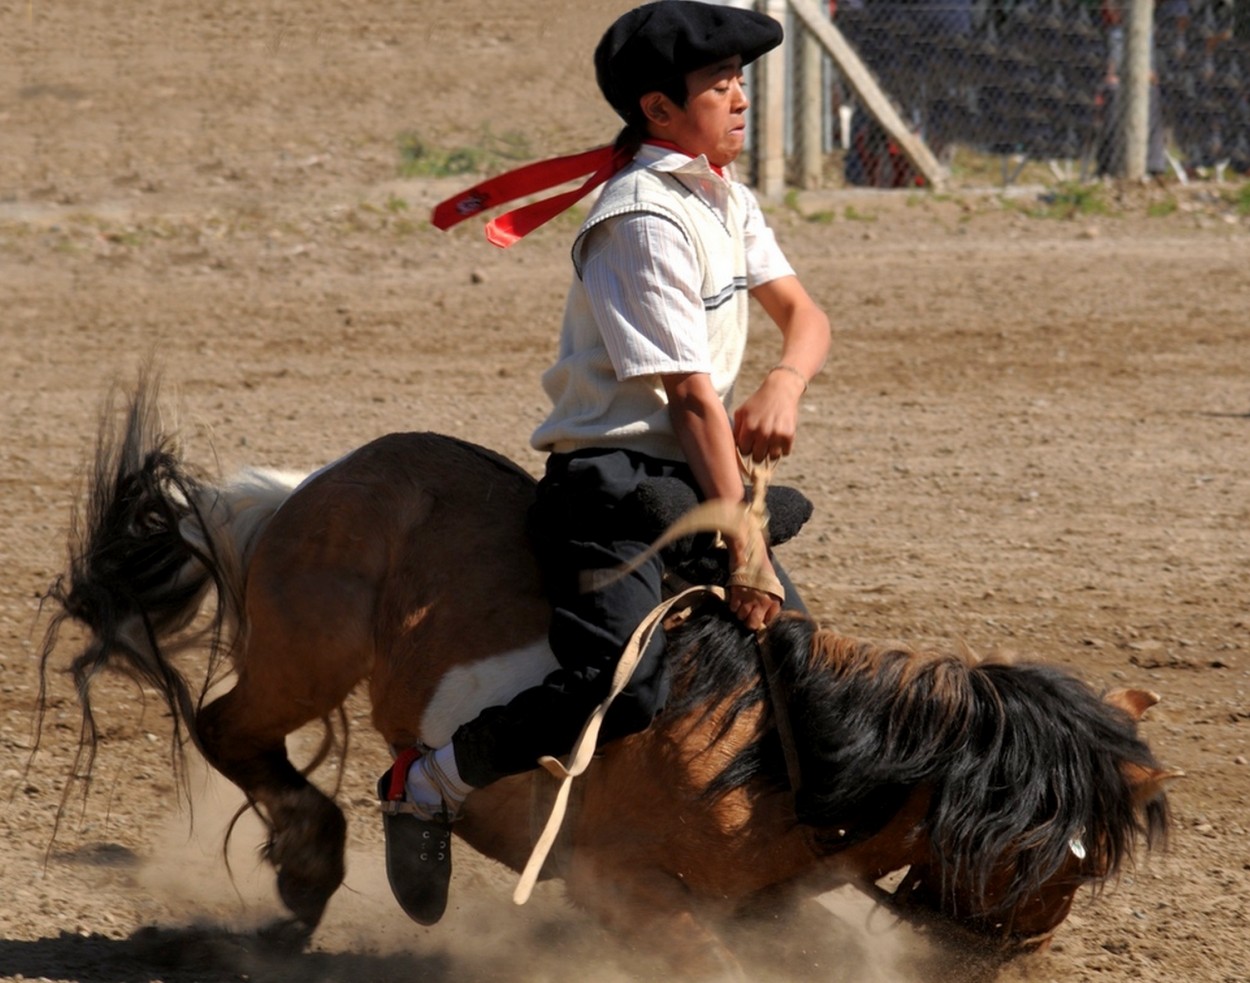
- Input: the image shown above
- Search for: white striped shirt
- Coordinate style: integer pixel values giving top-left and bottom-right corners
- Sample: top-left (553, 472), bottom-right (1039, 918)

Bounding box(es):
top-left (531, 145), bottom-right (795, 459)
top-left (581, 148), bottom-right (795, 381)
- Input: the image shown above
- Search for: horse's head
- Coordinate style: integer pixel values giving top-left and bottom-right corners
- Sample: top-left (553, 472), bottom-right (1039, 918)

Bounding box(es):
top-left (663, 616), bottom-right (1176, 962)
top-left (879, 687), bottom-right (1178, 958)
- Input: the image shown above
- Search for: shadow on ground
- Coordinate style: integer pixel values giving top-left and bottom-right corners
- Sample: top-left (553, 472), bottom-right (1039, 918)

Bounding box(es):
top-left (0, 923), bottom-right (448, 983)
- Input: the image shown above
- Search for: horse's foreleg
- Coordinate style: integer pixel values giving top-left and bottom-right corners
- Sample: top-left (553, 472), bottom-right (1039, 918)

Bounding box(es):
top-left (565, 861), bottom-right (745, 982)
top-left (195, 682), bottom-right (349, 935)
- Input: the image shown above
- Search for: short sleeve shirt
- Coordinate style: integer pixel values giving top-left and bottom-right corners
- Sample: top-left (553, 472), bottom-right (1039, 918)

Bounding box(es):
top-left (578, 149), bottom-right (794, 383)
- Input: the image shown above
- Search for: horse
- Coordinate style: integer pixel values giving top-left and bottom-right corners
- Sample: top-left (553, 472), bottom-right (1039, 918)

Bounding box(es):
top-left (38, 377), bottom-right (1174, 979)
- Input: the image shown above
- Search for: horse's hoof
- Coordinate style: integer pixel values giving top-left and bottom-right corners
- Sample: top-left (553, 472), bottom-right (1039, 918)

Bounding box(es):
top-left (267, 791), bottom-right (347, 928)
top-left (275, 863), bottom-right (335, 929)
top-left (256, 916), bottom-right (314, 953)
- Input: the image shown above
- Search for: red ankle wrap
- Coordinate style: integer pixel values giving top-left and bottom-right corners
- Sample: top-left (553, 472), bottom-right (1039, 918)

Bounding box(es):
top-left (387, 746), bottom-right (423, 802)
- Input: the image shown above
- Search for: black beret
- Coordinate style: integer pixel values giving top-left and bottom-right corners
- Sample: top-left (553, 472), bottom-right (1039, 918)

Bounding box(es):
top-left (595, 1), bottom-right (784, 121)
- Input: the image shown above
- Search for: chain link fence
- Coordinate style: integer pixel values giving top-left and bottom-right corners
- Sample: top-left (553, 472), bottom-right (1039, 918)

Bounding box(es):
top-left (776, 0), bottom-right (1250, 188)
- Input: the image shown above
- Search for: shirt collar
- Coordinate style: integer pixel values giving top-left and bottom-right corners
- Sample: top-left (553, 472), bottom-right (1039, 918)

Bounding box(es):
top-left (634, 142), bottom-right (731, 216)
top-left (637, 141), bottom-right (724, 177)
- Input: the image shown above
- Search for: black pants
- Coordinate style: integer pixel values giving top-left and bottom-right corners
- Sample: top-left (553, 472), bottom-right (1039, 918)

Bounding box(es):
top-left (452, 448), bottom-right (805, 788)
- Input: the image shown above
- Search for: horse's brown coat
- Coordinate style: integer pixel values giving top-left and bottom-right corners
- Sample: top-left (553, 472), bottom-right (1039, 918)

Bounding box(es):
top-left (43, 403), bottom-right (1171, 979)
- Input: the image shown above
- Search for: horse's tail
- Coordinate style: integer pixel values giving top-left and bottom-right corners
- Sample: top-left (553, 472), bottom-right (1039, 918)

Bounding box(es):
top-left (38, 372), bottom-right (299, 790)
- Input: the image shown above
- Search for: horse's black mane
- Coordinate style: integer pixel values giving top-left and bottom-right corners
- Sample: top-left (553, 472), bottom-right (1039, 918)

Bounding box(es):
top-left (662, 610), bottom-right (1169, 917)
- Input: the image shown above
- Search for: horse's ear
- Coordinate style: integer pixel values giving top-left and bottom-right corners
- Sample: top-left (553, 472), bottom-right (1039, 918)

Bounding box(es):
top-left (1122, 761), bottom-right (1185, 805)
top-left (1104, 687), bottom-right (1161, 721)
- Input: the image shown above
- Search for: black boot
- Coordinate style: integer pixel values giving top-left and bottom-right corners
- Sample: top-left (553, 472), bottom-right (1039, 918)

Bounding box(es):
top-left (377, 771), bottom-right (453, 925)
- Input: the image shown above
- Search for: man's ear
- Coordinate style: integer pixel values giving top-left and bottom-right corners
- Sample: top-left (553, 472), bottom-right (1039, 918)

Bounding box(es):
top-left (640, 91), bottom-right (672, 128)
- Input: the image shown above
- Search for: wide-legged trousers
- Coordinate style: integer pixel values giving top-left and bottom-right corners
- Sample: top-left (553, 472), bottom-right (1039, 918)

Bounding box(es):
top-left (453, 447), bottom-right (805, 789)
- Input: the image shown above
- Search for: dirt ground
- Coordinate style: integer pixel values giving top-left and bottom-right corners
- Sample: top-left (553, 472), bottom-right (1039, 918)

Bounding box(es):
top-left (2, 1), bottom-right (1249, 981)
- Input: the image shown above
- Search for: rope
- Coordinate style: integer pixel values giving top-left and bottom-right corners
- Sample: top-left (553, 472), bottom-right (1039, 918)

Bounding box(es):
top-left (513, 453), bottom-right (785, 904)
top-left (513, 584), bottom-right (721, 904)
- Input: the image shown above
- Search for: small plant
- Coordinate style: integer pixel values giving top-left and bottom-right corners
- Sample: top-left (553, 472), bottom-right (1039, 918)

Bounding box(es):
top-left (1147, 196), bottom-right (1178, 218)
top-left (104, 230), bottom-right (144, 247)
top-left (781, 188), bottom-right (833, 223)
top-left (1224, 182), bottom-right (1250, 215)
top-left (397, 127), bottom-right (532, 179)
top-left (843, 205), bottom-right (877, 222)
top-left (1033, 183), bottom-right (1112, 219)
top-left (397, 133), bottom-right (483, 177)
top-left (943, 145), bottom-right (1055, 187)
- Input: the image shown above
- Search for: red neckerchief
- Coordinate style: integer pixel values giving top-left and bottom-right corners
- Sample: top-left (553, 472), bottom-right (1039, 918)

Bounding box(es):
top-left (431, 139), bottom-right (722, 248)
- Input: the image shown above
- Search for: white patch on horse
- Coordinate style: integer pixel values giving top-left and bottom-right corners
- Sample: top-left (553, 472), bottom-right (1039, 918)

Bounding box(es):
top-left (177, 467), bottom-right (307, 575)
top-left (420, 639), bottom-right (558, 748)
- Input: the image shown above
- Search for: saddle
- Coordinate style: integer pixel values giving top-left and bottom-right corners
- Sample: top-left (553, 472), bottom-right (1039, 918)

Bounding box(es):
top-left (526, 477), bottom-right (814, 886)
top-left (618, 477), bottom-right (814, 591)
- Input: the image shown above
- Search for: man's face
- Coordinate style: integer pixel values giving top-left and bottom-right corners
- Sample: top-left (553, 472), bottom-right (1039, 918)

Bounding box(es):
top-left (647, 55), bottom-right (749, 167)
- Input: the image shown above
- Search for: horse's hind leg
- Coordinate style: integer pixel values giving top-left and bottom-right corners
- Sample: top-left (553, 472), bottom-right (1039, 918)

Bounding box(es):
top-left (197, 691), bottom-right (346, 936)
top-left (195, 619), bottom-right (369, 937)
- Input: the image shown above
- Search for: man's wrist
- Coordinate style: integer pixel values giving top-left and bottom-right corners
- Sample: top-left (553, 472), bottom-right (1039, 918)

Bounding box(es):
top-left (767, 363), bottom-right (808, 393)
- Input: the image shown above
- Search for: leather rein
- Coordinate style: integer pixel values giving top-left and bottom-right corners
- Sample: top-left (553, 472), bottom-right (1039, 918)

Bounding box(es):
top-left (515, 455), bottom-right (808, 903)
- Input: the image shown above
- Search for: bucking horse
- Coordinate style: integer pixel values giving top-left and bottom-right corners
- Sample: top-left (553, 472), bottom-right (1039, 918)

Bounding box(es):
top-left (38, 375), bottom-right (1173, 979)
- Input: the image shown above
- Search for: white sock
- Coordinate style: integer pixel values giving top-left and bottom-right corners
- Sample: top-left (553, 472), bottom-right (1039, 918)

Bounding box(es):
top-left (405, 743), bottom-right (473, 813)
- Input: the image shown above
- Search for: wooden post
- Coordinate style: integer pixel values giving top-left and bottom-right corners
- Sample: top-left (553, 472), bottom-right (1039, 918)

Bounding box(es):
top-left (786, 0), bottom-right (947, 189)
top-left (798, 24), bottom-right (824, 189)
top-left (1119, 0), bottom-right (1153, 180)
top-left (758, 0), bottom-right (788, 198)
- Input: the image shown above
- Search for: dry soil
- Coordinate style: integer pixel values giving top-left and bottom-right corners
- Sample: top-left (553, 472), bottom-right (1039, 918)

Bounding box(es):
top-left (2, 2), bottom-right (1249, 981)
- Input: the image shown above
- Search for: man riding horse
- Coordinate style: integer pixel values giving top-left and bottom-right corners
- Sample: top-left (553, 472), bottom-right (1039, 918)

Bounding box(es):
top-left (379, 0), bottom-right (833, 925)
